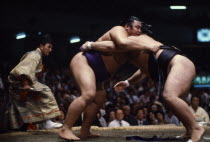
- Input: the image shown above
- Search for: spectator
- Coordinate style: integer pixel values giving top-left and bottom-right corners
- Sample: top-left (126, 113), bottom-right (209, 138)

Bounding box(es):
top-left (107, 111), bottom-right (115, 125)
top-left (108, 109), bottom-right (130, 127)
top-left (139, 91), bottom-right (150, 105)
top-left (142, 106), bottom-right (149, 119)
top-left (122, 105), bottom-right (136, 126)
top-left (165, 109), bottom-right (180, 126)
top-left (156, 111), bottom-right (167, 125)
top-left (134, 109), bottom-right (148, 125)
top-left (147, 111), bottom-right (158, 125)
top-left (190, 96), bottom-right (209, 122)
top-left (97, 111), bottom-right (107, 127)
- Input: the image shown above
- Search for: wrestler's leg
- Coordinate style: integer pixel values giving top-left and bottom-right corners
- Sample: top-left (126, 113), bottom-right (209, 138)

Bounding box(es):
top-left (162, 56), bottom-right (204, 141)
top-left (78, 83), bottom-right (106, 138)
top-left (59, 53), bottom-right (97, 140)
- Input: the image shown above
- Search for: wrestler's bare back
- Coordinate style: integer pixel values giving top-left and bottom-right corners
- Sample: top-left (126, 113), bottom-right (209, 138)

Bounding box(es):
top-left (128, 34), bottom-right (164, 75)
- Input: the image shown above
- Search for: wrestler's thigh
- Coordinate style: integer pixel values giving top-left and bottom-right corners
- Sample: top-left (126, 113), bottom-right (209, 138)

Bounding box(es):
top-left (163, 61), bottom-right (195, 97)
top-left (70, 53), bottom-right (96, 92)
top-left (95, 84), bottom-right (106, 107)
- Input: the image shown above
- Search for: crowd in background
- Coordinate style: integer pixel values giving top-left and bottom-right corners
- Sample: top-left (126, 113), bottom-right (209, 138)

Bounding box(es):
top-left (1, 61), bottom-right (210, 129)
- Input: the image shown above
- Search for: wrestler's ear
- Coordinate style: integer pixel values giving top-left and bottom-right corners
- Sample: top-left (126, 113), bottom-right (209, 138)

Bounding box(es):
top-left (124, 24), bottom-right (130, 31)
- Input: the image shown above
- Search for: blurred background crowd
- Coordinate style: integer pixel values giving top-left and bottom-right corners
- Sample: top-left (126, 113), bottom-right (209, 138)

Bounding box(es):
top-left (0, 0), bottom-right (210, 130)
top-left (0, 60), bottom-right (210, 129)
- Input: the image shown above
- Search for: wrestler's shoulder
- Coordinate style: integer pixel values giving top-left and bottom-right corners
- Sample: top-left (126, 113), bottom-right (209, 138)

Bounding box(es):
top-left (110, 26), bottom-right (126, 31)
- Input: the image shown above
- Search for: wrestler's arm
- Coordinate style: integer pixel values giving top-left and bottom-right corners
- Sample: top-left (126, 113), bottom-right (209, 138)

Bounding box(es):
top-left (82, 26), bottom-right (159, 52)
top-left (114, 69), bottom-right (147, 92)
top-left (127, 69), bottom-right (147, 85)
top-left (109, 26), bottom-right (150, 51)
top-left (90, 41), bottom-right (125, 52)
top-left (89, 26), bottom-right (151, 52)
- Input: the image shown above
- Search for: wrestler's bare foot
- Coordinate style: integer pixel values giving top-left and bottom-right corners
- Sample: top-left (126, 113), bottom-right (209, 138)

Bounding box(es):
top-left (78, 132), bottom-right (100, 138)
top-left (58, 127), bottom-right (80, 141)
top-left (190, 126), bottom-right (205, 142)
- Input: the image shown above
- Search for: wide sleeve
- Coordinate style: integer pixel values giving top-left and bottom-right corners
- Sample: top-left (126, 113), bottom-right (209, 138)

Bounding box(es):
top-left (10, 51), bottom-right (41, 83)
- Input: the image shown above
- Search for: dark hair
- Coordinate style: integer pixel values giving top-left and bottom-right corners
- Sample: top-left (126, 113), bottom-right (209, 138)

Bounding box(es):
top-left (120, 16), bottom-right (153, 36)
top-left (136, 109), bottom-right (145, 115)
top-left (141, 22), bottom-right (153, 36)
top-left (39, 34), bottom-right (53, 45)
top-left (114, 108), bottom-right (123, 114)
top-left (191, 95), bottom-right (201, 102)
top-left (120, 16), bottom-right (141, 27)
top-left (156, 111), bottom-right (164, 117)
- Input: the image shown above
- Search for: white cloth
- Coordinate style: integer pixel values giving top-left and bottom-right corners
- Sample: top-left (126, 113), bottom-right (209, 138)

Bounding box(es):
top-left (100, 109), bottom-right (106, 117)
top-left (137, 119), bottom-right (146, 125)
top-left (99, 117), bottom-right (107, 127)
top-left (10, 48), bottom-right (43, 83)
top-left (45, 120), bottom-right (63, 129)
top-left (165, 115), bottom-right (180, 125)
top-left (190, 106), bottom-right (209, 122)
top-left (108, 119), bottom-right (130, 127)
